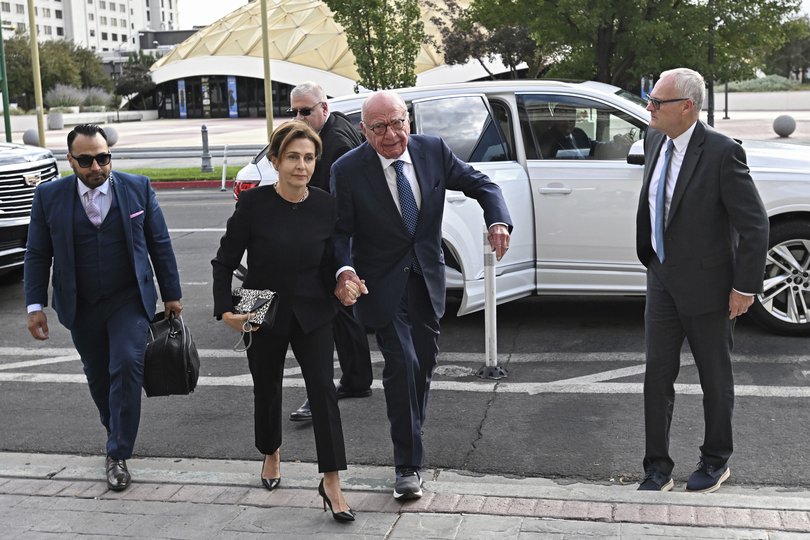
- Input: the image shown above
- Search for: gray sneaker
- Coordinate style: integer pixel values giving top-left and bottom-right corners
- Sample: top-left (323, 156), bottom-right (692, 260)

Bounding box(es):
top-left (393, 467), bottom-right (423, 500)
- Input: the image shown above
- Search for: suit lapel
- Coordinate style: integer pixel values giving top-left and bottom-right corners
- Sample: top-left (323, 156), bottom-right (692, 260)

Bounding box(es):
top-left (362, 145), bottom-right (412, 237)
top-left (59, 176), bottom-right (77, 271)
top-left (408, 138), bottom-right (433, 231)
top-left (641, 132), bottom-right (665, 199)
top-left (666, 122), bottom-right (705, 227)
top-left (111, 173), bottom-right (136, 259)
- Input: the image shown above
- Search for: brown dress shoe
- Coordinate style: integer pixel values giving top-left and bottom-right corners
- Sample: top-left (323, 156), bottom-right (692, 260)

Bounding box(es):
top-left (106, 455), bottom-right (131, 491)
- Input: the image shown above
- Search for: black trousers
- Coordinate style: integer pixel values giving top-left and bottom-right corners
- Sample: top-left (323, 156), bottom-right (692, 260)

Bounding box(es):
top-left (643, 264), bottom-right (735, 476)
top-left (374, 272), bottom-right (440, 469)
top-left (246, 317), bottom-right (346, 473)
top-left (332, 303), bottom-right (373, 390)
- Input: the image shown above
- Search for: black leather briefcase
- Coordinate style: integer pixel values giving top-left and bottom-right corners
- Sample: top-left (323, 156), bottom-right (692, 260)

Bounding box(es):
top-left (143, 312), bottom-right (200, 397)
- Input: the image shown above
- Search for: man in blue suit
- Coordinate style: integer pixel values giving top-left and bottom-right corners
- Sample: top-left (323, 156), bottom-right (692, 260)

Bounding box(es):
top-left (331, 91), bottom-right (512, 500)
top-left (24, 124), bottom-right (182, 492)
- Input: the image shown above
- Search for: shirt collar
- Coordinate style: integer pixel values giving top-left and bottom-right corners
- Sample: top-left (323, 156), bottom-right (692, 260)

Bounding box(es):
top-left (76, 175), bottom-right (112, 198)
top-left (376, 148), bottom-right (413, 172)
top-left (669, 121), bottom-right (697, 153)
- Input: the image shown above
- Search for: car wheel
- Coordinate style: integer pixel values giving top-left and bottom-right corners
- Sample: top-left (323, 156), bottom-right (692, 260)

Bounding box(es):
top-left (749, 220), bottom-right (810, 335)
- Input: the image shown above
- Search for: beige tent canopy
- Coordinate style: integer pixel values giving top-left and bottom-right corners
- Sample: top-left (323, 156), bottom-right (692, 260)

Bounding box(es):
top-left (151, 0), bottom-right (486, 96)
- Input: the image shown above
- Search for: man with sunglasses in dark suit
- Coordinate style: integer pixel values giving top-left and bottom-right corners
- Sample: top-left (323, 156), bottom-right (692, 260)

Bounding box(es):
top-left (286, 82), bottom-right (373, 422)
top-left (24, 124), bottom-right (182, 492)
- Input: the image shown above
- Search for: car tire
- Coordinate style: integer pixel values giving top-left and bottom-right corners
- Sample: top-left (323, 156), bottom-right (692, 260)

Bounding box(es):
top-left (748, 220), bottom-right (810, 336)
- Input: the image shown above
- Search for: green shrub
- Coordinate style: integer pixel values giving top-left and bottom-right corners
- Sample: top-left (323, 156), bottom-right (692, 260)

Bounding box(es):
top-left (727, 75), bottom-right (802, 92)
top-left (81, 105), bottom-right (107, 112)
top-left (44, 84), bottom-right (85, 107)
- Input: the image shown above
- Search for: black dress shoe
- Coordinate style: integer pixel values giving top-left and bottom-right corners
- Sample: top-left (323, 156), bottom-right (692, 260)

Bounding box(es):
top-left (105, 456), bottom-right (131, 491)
top-left (335, 383), bottom-right (373, 400)
top-left (289, 399), bottom-right (312, 421)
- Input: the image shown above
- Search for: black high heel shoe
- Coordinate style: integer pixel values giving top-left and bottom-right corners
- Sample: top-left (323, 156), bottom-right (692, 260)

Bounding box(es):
top-left (260, 454), bottom-right (280, 491)
top-left (318, 478), bottom-right (355, 522)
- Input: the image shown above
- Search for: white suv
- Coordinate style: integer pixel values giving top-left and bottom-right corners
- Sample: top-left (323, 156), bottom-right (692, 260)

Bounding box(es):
top-left (234, 80), bottom-right (810, 335)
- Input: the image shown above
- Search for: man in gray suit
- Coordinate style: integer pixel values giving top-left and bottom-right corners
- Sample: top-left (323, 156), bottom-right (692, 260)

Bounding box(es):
top-left (635, 68), bottom-right (768, 493)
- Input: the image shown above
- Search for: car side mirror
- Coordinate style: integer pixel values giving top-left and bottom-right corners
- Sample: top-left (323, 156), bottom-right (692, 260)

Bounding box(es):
top-left (627, 140), bottom-right (645, 165)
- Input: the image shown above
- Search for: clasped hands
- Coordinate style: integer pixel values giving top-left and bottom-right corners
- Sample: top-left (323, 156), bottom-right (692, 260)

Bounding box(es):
top-left (335, 271), bottom-right (369, 307)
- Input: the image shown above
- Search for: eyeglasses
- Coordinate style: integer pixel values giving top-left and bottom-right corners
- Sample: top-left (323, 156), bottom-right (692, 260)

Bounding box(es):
top-left (286, 102), bottom-right (323, 117)
top-left (365, 118), bottom-right (408, 136)
top-left (70, 152), bottom-right (112, 168)
top-left (646, 96), bottom-right (688, 111)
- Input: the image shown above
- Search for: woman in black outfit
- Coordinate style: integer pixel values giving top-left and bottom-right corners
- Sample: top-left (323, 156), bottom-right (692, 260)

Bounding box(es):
top-left (212, 121), bottom-right (353, 522)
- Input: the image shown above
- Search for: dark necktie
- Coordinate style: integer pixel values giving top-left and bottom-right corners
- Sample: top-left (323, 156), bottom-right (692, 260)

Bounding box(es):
top-left (654, 139), bottom-right (675, 263)
top-left (392, 160), bottom-right (419, 236)
top-left (392, 160), bottom-right (422, 274)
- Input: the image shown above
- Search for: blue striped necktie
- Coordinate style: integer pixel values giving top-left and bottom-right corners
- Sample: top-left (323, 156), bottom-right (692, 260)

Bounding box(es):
top-left (654, 139), bottom-right (675, 263)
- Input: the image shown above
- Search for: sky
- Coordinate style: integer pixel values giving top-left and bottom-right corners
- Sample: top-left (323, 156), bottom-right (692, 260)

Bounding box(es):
top-left (176, 0), bottom-right (250, 29)
top-left (176, 0), bottom-right (810, 30)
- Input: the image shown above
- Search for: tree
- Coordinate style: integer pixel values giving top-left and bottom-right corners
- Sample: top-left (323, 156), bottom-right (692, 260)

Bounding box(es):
top-left (114, 51), bottom-right (157, 110)
top-left (4, 36), bottom-right (111, 109)
top-left (463, 0), bottom-right (800, 91)
top-left (325, 0), bottom-right (426, 90)
top-left (73, 46), bottom-right (114, 92)
top-left (38, 41), bottom-right (81, 93)
top-left (427, 0), bottom-right (551, 79)
top-left (764, 15), bottom-right (810, 81)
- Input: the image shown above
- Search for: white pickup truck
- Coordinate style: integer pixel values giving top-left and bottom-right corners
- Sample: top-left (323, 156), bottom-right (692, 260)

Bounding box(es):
top-left (234, 80), bottom-right (810, 336)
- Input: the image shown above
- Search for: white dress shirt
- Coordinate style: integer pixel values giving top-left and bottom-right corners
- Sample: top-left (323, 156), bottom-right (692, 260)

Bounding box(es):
top-left (647, 122), bottom-right (696, 256)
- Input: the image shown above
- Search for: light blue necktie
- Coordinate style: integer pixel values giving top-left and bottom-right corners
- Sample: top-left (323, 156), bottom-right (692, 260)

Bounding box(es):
top-left (392, 160), bottom-right (422, 274)
top-left (654, 139), bottom-right (675, 263)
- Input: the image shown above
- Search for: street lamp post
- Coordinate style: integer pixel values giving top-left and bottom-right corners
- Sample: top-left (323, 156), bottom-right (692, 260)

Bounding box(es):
top-left (706, 0), bottom-right (715, 127)
top-left (27, 0), bottom-right (45, 146)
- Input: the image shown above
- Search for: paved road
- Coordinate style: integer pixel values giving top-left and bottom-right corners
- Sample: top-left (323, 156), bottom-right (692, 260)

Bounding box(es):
top-left (1, 190), bottom-right (808, 490)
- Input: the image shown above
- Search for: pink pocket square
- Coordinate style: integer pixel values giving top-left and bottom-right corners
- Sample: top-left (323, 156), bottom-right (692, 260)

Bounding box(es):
top-left (129, 210), bottom-right (144, 219)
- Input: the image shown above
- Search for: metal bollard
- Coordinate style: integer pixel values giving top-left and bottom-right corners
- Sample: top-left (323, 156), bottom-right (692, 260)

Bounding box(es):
top-left (220, 144), bottom-right (228, 192)
top-left (477, 230), bottom-right (507, 380)
top-left (200, 124), bottom-right (213, 173)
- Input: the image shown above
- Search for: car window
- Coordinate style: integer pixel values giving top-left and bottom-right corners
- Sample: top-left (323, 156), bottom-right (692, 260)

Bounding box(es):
top-left (517, 94), bottom-right (644, 160)
top-left (413, 95), bottom-right (509, 163)
top-left (488, 100), bottom-right (515, 161)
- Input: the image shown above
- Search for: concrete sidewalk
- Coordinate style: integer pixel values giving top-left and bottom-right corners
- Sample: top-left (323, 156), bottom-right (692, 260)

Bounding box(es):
top-left (2, 452), bottom-right (809, 538)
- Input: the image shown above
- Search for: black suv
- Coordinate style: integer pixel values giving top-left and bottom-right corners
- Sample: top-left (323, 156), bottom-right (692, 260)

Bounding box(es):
top-left (0, 142), bottom-right (59, 275)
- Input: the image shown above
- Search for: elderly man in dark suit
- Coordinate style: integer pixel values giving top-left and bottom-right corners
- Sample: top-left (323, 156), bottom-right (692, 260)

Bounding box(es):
top-left (285, 82), bottom-right (373, 423)
top-left (25, 124), bottom-right (182, 492)
top-left (331, 90), bottom-right (512, 500)
top-left (635, 68), bottom-right (768, 493)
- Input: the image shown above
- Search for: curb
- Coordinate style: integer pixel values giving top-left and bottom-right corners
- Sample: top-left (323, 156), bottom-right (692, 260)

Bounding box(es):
top-left (2, 452), bottom-right (810, 533)
top-left (150, 180), bottom-right (234, 190)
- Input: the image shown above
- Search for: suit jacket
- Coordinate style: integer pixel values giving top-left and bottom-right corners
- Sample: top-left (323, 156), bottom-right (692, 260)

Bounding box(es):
top-left (331, 134), bottom-right (512, 326)
top-left (309, 111), bottom-right (362, 192)
top-left (24, 171), bottom-right (182, 329)
top-left (211, 185), bottom-right (337, 336)
top-left (635, 122), bottom-right (768, 315)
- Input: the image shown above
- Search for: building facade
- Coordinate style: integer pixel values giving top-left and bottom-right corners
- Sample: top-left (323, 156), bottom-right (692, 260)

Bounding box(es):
top-left (0, 0), bottom-right (179, 53)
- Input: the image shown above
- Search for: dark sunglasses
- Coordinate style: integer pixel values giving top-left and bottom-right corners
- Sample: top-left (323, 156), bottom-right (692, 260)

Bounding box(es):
top-left (71, 152), bottom-right (112, 168)
top-left (286, 102), bottom-right (323, 117)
